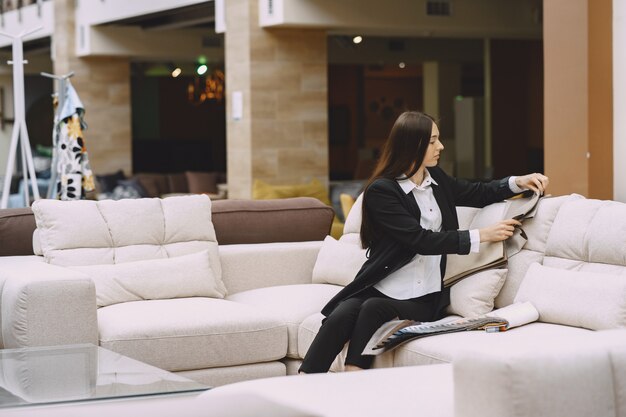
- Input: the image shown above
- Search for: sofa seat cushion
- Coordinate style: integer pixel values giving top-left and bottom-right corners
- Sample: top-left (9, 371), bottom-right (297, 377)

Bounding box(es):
top-left (97, 298), bottom-right (288, 372)
top-left (226, 284), bottom-right (342, 359)
top-left (393, 322), bottom-right (594, 367)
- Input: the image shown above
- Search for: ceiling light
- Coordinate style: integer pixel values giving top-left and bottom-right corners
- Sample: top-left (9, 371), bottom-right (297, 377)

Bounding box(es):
top-left (171, 67), bottom-right (182, 78)
top-left (399, 62), bottom-right (406, 69)
top-left (196, 64), bottom-right (208, 76)
top-left (352, 35), bottom-right (363, 44)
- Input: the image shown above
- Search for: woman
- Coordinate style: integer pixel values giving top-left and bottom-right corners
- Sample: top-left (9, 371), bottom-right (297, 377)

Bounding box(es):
top-left (299, 111), bottom-right (549, 374)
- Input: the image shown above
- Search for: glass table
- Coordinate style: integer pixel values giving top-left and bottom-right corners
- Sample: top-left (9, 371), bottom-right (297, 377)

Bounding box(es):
top-left (0, 344), bottom-right (209, 408)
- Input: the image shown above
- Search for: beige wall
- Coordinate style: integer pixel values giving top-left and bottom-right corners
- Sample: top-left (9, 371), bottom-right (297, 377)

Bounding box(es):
top-left (615, 0), bottom-right (626, 202)
top-left (225, 0), bottom-right (328, 199)
top-left (53, 0), bottom-right (132, 177)
top-left (544, 0), bottom-right (613, 198)
top-left (544, 0), bottom-right (589, 197)
top-left (588, 0), bottom-right (613, 200)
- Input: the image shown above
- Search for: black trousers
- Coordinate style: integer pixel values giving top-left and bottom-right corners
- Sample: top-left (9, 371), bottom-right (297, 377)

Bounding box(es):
top-left (299, 287), bottom-right (439, 373)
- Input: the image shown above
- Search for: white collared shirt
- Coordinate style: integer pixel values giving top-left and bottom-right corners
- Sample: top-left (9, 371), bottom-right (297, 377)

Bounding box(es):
top-left (374, 170), bottom-right (446, 300)
top-left (374, 172), bottom-right (523, 300)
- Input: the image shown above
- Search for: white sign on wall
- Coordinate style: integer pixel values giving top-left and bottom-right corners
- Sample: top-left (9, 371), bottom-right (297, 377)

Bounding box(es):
top-left (232, 91), bottom-right (243, 121)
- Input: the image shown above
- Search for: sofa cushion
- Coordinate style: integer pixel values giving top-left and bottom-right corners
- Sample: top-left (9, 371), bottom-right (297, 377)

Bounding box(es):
top-left (495, 249), bottom-right (544, 308)
top-left (97, 298), bottom-right (287, 372)
top-left (514, 263), bottom-right (626, 330)
top-left (167, 173), bottom-right (189, 194)
top-left (546, 198), bottom-right (626, 265)
top-left (70, 250), bottom-right (225, 307)
top-left (343, 193), bottom-right (363, 234)
top-left (211, 197), bottom-right (334, 245)
top-left (446, 269), bottom-right (507, 318)
top-left (134, 173), bottom-right (170, 197)
top-left (219, 241), bottom-right (322, 295)
top-left (186, 171), bottom-right (218, 194)
top-left (31, 196), bottom-right (221, 286)
top-left (226, 284), bottom-right (341, 359)
top-left (312, 236), bottom-right (367, 286)
top-left (392, 322), bottom-right (593, 367)
top-left (0, 208), bottom-right (36, 256)
top-left (520, 194), bottom-right (584, 253)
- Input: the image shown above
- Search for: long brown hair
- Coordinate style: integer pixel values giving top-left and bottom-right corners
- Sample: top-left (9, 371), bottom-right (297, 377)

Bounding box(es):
top-left (360, 111), bottom-right (436, 249)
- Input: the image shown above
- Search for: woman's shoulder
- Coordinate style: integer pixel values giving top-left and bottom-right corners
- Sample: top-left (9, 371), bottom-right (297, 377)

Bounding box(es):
top-left (367, 177), bottom-right (400, 193)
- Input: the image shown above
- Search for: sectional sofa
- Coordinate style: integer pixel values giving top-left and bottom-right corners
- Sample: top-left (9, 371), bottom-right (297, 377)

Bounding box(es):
top-left (0, 192), bottom-right (625, 394)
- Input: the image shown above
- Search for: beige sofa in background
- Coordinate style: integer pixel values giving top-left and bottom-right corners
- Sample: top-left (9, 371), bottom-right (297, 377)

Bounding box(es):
top-left (0, 192), bottom-right (625, 392)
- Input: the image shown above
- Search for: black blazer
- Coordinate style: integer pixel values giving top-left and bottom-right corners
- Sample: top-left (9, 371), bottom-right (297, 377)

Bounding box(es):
top-left (321, 166), bottom-right (518, 318)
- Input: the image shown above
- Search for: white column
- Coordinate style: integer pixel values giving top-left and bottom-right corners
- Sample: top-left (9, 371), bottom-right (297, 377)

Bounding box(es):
top-left (614, 0), bottom-right (626, 202)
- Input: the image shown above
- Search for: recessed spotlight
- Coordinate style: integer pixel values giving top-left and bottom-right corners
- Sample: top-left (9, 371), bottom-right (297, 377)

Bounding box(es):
top-left (171, 67), bottom-right (182, 78)
top-left (399, 62), bottom-right (406, 69)
top-left (352, 35), bottom-right (363, 44)
top-left (197, 64), bottom-right (208, 76)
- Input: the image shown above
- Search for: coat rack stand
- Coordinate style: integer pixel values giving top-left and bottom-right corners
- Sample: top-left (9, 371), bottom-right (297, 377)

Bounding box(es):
top-left (0, 26), bottom-right (42, 209)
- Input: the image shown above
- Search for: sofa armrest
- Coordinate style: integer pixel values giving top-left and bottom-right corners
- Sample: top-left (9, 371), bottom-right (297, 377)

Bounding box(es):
top-left (219, 241), bottom-right (323, 295)
top-left (1, 259), bottom-right (98, 348)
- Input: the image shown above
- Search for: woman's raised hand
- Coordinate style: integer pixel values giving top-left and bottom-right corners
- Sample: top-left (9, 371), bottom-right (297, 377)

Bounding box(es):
top-left (515, 173), bottom-right (549, 195)
top-left (479, 219), bottom-right (522, 243)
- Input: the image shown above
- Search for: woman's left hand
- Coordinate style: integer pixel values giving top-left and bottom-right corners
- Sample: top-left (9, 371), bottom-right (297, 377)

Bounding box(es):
top-left (515, 173), bottom-right (549, 195)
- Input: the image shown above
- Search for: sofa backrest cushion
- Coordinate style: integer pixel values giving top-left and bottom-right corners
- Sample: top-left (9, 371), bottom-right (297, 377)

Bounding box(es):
top-left (167, 173), bottom-right (189, 194)
top-left (211, 197), bottom-right (334, 245)
top-left (517, 194), bottom-right (584, 253)
top-left (0, 208), bottom-right (36, 257)
top-left (186, 171), bottom-right (218, 194)
top-left (343, 193), bottom-right (363, 235)
top-left (515, 263), bottom-right (626, 330)
top-left (31, 194), bottom-right (221, 268)
top-left (133, 173), bottom-right (170, 197)
top-left (546, 198), bottom-right (626, 266)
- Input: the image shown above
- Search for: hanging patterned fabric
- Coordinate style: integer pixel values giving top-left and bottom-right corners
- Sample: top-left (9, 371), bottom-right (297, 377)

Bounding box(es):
top-left (52, 81), bottom-right (95, 200)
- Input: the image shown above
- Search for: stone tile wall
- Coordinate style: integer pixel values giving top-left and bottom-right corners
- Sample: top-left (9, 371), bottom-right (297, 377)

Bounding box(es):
top-left (226, 0), bottom-right (328, 198)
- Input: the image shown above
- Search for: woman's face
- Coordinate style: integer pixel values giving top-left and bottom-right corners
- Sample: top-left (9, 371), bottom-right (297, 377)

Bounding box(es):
top-left (422, 122), bottom-right (444, 168)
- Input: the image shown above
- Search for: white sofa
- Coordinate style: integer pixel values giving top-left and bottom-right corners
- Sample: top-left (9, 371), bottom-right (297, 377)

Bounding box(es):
top-left (0, 192), bottom-right (625, 392)
top-left (4, 331), bottom-right (626, 417)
